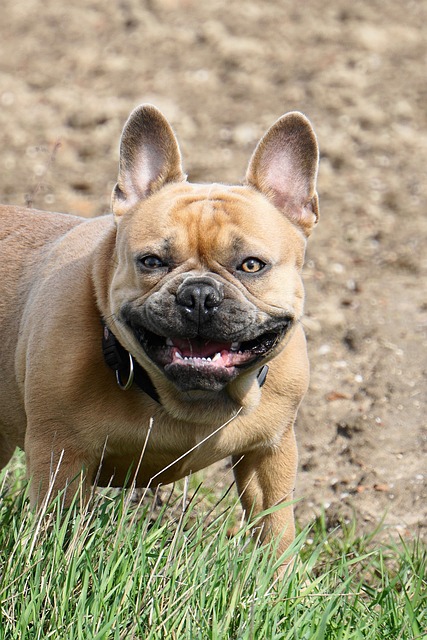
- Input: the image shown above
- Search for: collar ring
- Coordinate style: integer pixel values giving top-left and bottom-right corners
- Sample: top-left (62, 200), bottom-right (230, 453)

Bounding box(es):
top-left (115, 352), bottom-right (135, 391)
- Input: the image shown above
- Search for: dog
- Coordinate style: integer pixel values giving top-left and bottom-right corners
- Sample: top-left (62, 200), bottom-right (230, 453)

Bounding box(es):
top-left (0, 104), bottom-right (319, 557)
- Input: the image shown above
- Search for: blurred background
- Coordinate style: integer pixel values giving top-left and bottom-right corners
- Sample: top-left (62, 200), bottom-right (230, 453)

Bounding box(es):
top-left (1, 0), bottom-right (425, 538)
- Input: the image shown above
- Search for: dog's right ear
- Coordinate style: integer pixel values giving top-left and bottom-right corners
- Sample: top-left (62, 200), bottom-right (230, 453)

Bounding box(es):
top-left (245, 112), bottom-right (319, 236)
top-left (112, 105), bottom-right (186, 217)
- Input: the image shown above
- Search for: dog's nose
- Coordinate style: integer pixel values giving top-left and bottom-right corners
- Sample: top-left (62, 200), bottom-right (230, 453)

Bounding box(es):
top-left (176, 277), bottom-right (224, 324)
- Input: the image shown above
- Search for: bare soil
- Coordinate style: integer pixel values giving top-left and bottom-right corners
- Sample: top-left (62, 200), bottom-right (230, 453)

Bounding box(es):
top-left (1, 0), bottom-right (425, 540)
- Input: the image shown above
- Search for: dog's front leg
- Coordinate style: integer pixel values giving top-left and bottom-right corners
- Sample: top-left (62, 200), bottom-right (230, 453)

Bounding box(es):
top-left (25, 429), bottom-right (93, 508)
top-left (232, 426), bottom-right (298, 560)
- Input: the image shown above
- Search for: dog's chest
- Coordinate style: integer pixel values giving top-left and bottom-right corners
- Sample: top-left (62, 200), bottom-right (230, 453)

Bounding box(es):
top-left (99, 436), bottom-right (227, 487)
top-left (97, 411), bottom-right (251, 487)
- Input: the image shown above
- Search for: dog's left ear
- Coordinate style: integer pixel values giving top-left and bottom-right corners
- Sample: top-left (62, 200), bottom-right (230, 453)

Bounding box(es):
top-left (112, 104), bottom-right (186, 217)
top-left (245, 112), bottom-right (319, 236)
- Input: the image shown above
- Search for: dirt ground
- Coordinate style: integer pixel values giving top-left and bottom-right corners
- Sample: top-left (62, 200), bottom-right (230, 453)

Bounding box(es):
top-left (1, 0), bottom-right (426, 540)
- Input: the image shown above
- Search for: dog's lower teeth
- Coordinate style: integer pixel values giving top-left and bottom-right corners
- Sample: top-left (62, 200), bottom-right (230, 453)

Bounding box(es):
top-left (213, 353), bottom-right (222, 362)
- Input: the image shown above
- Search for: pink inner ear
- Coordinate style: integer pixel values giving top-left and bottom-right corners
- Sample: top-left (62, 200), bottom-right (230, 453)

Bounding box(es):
top-left (125, 138), bottom-right (170, 198)
top-left (131, 152), bottom-right (161, 199)
top-left (263, 148), bottom-right (308, 213)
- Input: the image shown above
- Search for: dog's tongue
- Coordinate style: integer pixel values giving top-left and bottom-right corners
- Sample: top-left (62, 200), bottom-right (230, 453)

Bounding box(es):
top-left (172, 338), bottom-right (232, 358)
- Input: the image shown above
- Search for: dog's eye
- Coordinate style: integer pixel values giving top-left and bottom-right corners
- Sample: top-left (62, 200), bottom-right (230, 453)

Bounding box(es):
top-left (239, 257), bottom-right (266, 273)
top-left (138, 255), bottom-right (165, 270)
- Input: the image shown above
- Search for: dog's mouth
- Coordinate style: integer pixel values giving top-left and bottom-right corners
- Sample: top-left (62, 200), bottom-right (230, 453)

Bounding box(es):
top-left (144, 330), bottom-right (281, 367)
top-left (130, 324), bottom-right (291, 391)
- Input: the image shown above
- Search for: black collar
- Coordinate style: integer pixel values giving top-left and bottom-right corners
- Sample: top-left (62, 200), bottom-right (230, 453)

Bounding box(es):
top-left (101, 320), bottom-right (161, 404)
top-left (101, 320), bottom-right (268, 404)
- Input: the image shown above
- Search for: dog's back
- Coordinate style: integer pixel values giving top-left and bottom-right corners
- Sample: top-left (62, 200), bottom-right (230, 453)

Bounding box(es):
top-left (0, 206), bottom-right (83, 462)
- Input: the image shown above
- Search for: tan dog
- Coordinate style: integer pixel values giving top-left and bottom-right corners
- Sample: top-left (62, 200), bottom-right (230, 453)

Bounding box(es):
top-left (0, 105), bottom-right (319, 556)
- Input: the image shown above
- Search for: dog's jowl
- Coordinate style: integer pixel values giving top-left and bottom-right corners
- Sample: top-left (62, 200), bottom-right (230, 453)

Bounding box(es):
top-left (0, 105), bottom-right (319, 559)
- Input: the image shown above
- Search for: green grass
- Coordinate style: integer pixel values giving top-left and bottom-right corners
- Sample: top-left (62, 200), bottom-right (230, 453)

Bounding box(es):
top-left (0, 456), bottom-right (426, 639)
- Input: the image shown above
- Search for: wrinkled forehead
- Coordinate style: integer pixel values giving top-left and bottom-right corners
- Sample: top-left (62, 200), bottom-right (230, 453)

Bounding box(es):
top-left (123, 182), bottom-right (306, 261)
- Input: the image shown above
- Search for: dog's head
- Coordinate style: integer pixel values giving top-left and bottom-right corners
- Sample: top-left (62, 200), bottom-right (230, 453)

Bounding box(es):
top-left (108, 105), bottom-right (319, 405)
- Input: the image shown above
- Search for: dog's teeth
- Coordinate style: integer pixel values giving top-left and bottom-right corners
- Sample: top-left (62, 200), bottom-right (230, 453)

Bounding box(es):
top-left (207, 357), bottom-right (211, 362)
top-left (231, 342), bottom-right (241, 351)
top-left (176, 352), bottom-right (183, 360)
top-left (212, 352), bottom-right (222, 362)
top-left (166, 338), bottom-right (174, 347)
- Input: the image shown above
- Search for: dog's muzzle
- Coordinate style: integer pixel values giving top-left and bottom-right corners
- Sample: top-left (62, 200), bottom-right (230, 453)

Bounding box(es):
top-left (121, 276), bottom-right (294, 392)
